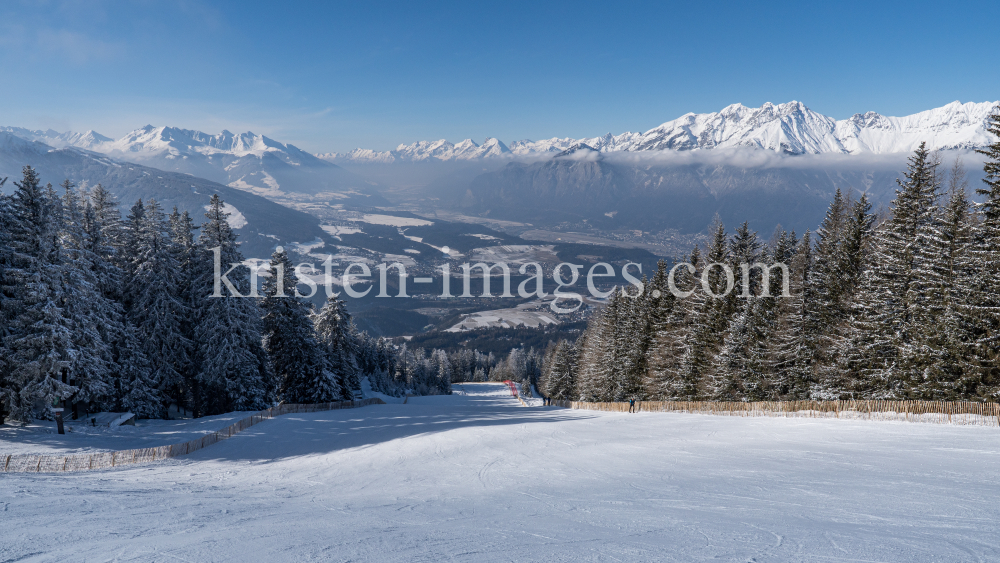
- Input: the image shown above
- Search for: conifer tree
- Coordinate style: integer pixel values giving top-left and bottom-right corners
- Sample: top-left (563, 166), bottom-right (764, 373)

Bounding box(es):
top-left (615, 281), bottom-right (650, 401)
top-left (646, 246), bottom-right (704, 399)
top-left (261, 248), bottom-right (340, 403)
top-left (314, 296), bottom-right (363, 400)
top-left (846, 144), bottom-right (939, 398)
top-left (81, 187), bottom-right (161, 416)
top-left (643, 260), bottom-right (684, 399)
top-left (3, 167), bottom-right (76, 422)
top-left (811, 189), bottom-right (849, 332)
top-left (542, 339), bottom-right (577, 400)
top-left (970, 107), bottom-right (1000, 395)
top-left (0, 178), bottom-right (15, 423)
top-left (771, 230), bottom-right (814, 398)
top-left (710, 224), bottom-right (776, 400)
top-left (128, 199), bottom-right (192, 416)
top-left (113, 321), bottom-right (162, 417)
top-left (909, 162), bottom-right (977, 398)
top-left (432, 349), bottom-right (454, 394)
top-left (57, 181), bottom-right (115, 413)
top-left (680, 221), bottom-right (730, 397)
top-left (814, 194), bottom-right (876, 397)
top-left (806, 189), bottom-right (864, 387)
top-left (579, 291), bottom-right (621, 401)
top-left (90, 185), bottom-right (128, 288)
top-left (195, 195), bottom-right (271, 413)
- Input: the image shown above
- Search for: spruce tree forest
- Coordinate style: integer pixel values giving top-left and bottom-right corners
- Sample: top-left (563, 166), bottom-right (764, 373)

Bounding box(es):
top-left (535, 113), bottom-right (1000, 404)
top-left (2, 112), bottom-right (999, 425)
top-left (0, 174), bottom-right (470, 424)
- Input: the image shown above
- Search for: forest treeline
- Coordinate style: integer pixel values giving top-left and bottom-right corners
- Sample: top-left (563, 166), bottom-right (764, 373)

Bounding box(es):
top-left (0, 171), bottom-right (487, 424)
top-left (530, 114), bottom-right (1000, 403)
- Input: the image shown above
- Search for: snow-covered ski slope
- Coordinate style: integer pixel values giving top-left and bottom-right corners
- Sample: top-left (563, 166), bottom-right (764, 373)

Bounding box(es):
top-left (3, 382), bottom-right (1000, 562)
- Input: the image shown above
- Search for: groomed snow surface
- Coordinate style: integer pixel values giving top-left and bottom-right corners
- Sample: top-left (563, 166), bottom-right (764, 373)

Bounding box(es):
top-left (3, 383), bottom-right (999, 562)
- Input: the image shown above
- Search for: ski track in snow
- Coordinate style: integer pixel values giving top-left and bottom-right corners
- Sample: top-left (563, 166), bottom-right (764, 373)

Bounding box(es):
top-left (2, 382), bottom-right (1000, 562)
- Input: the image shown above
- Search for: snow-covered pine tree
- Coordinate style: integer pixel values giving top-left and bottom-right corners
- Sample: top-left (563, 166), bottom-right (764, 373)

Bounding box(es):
top-left (2, 167), bottom-right (77, 423)
top-left (709, 224), bottom-right (777, 400)
top-left (817, 194), bottom-right (877, 397)
top-left (969, 107), bottom-right (1000, 395)
top-left (194, 194), bottom-right (272, 413)
top-left (89, 184), bottom-right (128, 289)
top-left (757, 230), bottom-right (797, 397)
top-left (371, 337), bottom-right (403, 394)
top-left (0, 178), bottom-right (15, 424)
top-left (614, 279), bottom-right (650, 402)
top-left (680, 221), bottom-right (731, 398)
top-left (431, 349), bottom-right (454, 394)
top-left (908, 159), bottom-right (977, 398)
top-left (805, 189), bottom-right (857, 383)
top-left (845, 144), bottom-right (939, 398)
top-left (811, 189), bottom-right (848, 327)
top-left (641, 260), bottom-right (681, 399)
top-left (770, 230), bottom-right (814, 398)
top-left (120, 200), bottom-right (146, 306)
top-left (79, 186), bottom-right (161, 416)
top-left (128, 199), bottom-right (193, 416)
top-left (113, 320), bottom-right (162, 418)
top-left (169, 207), bottom-right (199, 396)
top-left (57, 181), bottom-right (115, 415)
top-left (261, 247), bottom-right (340, 403)
top-left (313, 296), bottom-right (362, 400)
top-left (655, 245), bottom-right (706, 400)
top-left (542, 339), bottom-right (577, 400)
top-left (572, 304), bottom-right (601, 401)
top-left (580, 291), bottom-right (621, 401)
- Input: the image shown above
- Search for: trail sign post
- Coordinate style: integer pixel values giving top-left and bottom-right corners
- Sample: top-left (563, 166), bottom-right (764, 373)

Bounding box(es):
top-left (53, 407), bottom-right (65, 435)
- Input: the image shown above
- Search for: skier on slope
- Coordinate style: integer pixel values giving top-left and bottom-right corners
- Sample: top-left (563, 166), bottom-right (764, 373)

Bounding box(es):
top-left (628, 398), bottom-right (637, 413)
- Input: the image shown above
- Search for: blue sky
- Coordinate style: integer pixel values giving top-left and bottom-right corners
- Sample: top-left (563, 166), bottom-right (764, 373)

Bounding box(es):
top-left (0, 0), bottom-right (996, 153)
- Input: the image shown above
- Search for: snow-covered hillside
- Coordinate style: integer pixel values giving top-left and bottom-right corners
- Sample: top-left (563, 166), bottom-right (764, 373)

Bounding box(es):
top-left (0, 126), bottom-right (113, 150)
top-left (103, 125), bottom-right (321, 161)
top-left (0, 124), bottom-right (381, 203)
top-left (3, 383), bottom-right (999, 561)
top-left (326, 100), bottom-right (999, 162)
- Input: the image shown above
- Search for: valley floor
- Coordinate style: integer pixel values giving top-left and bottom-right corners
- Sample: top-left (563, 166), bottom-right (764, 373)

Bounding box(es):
top-left (2, 383), bottom-right (999, 562)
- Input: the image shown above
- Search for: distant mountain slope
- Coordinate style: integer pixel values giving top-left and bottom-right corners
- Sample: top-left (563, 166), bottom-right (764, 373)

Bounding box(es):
top-left (0, 132), bottom-right (327, 260)
top-left (1, 125), bottom-right (387, 206)
top-left (325, 100), bottom-right (998, 162)
top-left (461, 144), bottom-right (912, 235)
top-left (319, 137), bottom-right (510, 164)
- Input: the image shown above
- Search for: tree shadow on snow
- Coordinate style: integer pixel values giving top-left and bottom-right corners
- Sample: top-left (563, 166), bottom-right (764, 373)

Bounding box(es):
top-left (183, 400), bottom-right (595, 463)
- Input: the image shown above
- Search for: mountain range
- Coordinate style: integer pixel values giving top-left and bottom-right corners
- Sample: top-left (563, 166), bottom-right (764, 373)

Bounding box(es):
top-left (321, 100), bottom-right (998, 163)
top-left (0, 125), bottom-right (384, 207)
top-left (0, 132), bottom-right (328, 260)
top-left (3, 98), bottom-right (996, 244)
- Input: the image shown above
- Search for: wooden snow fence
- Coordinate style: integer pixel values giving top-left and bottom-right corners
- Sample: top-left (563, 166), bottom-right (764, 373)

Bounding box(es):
top-left (550, 399), bottom-right (1000, 427)
top-left (1, 398), bottom-right (386, 474)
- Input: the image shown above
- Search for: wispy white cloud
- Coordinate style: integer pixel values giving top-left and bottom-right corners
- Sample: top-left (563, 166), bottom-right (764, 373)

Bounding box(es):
top-left (0, 23), bottom-right (124, 64)
top-left (35, 28), bottom-right (123, 63)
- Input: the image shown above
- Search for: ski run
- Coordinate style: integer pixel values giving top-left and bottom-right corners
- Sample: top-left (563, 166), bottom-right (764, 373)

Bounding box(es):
top-left (1, 383), bottom-right (999, 562)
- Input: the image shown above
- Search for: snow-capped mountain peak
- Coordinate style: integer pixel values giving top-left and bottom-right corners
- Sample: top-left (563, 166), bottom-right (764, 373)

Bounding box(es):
top-left (108, 125), bottom-right (296, 158)
top-left (322, 100), bottom-right (998, 163)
